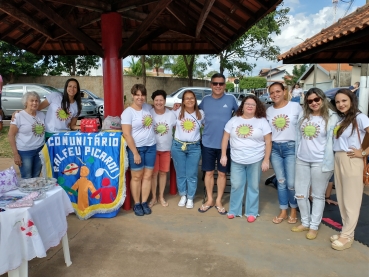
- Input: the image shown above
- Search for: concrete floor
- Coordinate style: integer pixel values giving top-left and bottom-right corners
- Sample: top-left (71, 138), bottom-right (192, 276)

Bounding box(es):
top-left (1, 158), bottom-right (369, 277)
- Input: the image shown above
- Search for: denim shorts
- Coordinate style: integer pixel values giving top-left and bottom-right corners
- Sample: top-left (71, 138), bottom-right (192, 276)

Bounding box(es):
top-left (201, 145), bottom-right (230, 173)
top-left (127, 144), bottom-right (156, 171)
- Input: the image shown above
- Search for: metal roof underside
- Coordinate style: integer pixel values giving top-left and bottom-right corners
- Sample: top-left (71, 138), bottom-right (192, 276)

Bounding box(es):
top-left (0, 0), bottom-right (282, 58)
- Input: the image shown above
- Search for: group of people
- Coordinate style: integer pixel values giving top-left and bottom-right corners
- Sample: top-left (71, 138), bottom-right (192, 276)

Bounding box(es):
top-left (8, 78), bottom-right (82, 179)
top-left (122, 74), bottom-right (368, 252)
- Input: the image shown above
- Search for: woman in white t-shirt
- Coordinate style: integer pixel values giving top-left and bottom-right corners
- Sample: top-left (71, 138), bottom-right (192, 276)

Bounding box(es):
top-left (38, 78), bottom-right (82, 139)
top-left (171, 90), bottom-right (204, 209)
top-left (121, 84), bottom-right (156, 216)
top-left (290, 84), bottom-right (303, 103)
top-left (266, 82), bottom-right (302, 224)
top-left (330, 89), bottom-right (369, 251)
top-left (292, 88), bottom-right (340, 239)
top-left (148, 90), bottom-right (176, 208)
top-left (220, 95), bottom-right (271, 222)
top-left (8, 91), bottom-right (45, 178)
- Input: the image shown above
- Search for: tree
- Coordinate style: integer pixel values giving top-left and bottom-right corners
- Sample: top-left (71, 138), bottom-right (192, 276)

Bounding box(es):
top-left (0, 41), bottom-right (48, 83)
top-left (283, 64), bottom-right (308, 86)
top-left (124, 57), bottom-right (143, 77)
top-left (205, 7), bottom-right (290, 76)
top-left (170, 55), bottom-right (208, 86)
top-left (47, 55), bottom-right (100, 76)
top-left (206, 70), bottom-right (219, 78)
top-left (239, 77), bottom-right (267, 90)
top-left (145, 55), bottom-right (171, 76)
top-left (226, 82), bottom-right (234, 92)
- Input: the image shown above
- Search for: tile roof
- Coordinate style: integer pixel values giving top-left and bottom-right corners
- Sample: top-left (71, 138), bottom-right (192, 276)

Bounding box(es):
top-left (278, 3), bottom-right (369, 63)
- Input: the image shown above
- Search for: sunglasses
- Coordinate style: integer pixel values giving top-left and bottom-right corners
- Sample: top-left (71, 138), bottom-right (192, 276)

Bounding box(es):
top-left (307, 97), bottom-right (321, 104)
top-left (212, 82), bottom-right (225, 86)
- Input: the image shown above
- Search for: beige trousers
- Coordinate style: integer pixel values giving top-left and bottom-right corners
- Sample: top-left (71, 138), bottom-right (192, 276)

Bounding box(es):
top-left (334, 152), bottom-right (364, 239)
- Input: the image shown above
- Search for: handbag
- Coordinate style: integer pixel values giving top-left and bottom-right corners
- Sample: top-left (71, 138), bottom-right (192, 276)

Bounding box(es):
top-left (80, 118), bottom-right (100, 133)
top-left (355, 122), bottom-right (369, 186)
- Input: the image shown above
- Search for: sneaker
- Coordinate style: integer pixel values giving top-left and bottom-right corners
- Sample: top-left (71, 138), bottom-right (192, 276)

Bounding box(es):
top-left (141, 202), bottom-right (152, 215)
top-left (186, 199), bottom-right (194, 209)
top-left (178, 196), bottom-right (187, 207)
top-left (247, 216), bottom-right (256, 223)
top-left (133, 203), bottom-right (144, 216)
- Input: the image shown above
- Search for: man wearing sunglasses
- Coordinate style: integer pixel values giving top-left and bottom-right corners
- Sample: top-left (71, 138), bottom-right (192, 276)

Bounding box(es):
top-left (198, 73), bottom-right (239, 215)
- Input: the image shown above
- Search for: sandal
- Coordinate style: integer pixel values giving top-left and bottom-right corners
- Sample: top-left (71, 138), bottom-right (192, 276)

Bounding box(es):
top-left (331, 237), bottom-right (353, 251)
top-left (148, 199), bottom-right (157, 208)
top-left (330, 234), bottom-right (340, 242)
top-left (287, 216), bottom-right (298, 224)
top-left (291, 225), bottom-right (309, 232)
top-left (159, 198), bottom-right (169, 207)
top-left (215, 206), bottom-right (227, 215)
top-left (306, 229), bottom-right (318, 240)
top-left (272, 216), bottom-right (288, 224)
top-left (198, 204), bottom-right (213, 213)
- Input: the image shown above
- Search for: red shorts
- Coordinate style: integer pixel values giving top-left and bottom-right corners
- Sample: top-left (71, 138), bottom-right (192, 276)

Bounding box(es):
top-left (153, 151), bottom-right (171, 172)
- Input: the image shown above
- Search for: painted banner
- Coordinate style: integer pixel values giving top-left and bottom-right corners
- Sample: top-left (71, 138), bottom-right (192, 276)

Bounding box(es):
top-left (41, 131), bottom-right (127, 219)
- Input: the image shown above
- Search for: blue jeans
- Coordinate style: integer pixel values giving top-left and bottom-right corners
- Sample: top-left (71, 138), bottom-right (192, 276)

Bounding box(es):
top-left (295, 158), bottom-right (332, 230)
top-left (291, 96), bottom-right (300, 103)
top-left (171, 140), bottom-right (201, 200)
top-left (18, 146), bottom-right (43, 179)
top-left (229, 160), bottom-right (262, 217)
top-left (270, 141), bottom-right (297, 209)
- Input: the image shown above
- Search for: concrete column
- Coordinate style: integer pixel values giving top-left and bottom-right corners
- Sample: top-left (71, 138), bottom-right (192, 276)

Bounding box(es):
top-left (101, 13), bottom-right (123, 117)
top-left (359, 64), bottom-right (368, 115)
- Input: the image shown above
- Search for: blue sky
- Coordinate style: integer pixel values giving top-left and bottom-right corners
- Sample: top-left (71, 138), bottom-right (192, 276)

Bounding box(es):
top-left (122, 0), bottom-right (366, 77)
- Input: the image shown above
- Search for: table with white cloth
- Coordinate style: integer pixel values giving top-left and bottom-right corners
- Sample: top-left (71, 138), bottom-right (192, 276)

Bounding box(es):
top-left (0, 186), bottom-right (74, 277)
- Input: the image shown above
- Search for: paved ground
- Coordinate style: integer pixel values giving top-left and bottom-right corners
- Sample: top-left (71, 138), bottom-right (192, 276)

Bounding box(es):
top-left (1, 157), bottom-right (369, 277)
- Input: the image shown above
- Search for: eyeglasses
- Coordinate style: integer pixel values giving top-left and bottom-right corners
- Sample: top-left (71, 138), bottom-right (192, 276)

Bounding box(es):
top-left (307, 97), bottom-right (321, 104)
top-left (244, 103), bottom-right (256, 107)
top-left (211, 82), bottom-right (225, 86)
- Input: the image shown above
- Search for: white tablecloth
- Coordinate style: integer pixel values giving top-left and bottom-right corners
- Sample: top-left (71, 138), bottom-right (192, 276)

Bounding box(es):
top-left (0, 186), bottom-right (73, 275)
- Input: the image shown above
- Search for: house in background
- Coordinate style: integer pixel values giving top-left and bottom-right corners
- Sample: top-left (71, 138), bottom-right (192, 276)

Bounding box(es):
top-left (297, 63), bottom-right (353, 91)
top-left (258, 64), bottom-right (298, 86)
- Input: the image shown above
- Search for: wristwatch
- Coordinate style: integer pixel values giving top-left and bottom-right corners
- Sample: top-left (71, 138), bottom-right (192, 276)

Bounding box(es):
top-left (362, 150), bottom-right (367, 156)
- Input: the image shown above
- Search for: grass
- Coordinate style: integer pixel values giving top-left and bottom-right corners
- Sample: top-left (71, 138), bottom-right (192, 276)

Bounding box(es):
top-left (0, 126), bottom-right (12, 158)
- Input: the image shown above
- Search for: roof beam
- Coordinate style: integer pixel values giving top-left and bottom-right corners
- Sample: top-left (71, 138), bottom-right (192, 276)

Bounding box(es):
top-left (1, 22), bottom-right (22, 39)
top-left (53, 11), bottom-right (101, 39)
top-left (120, 0), bottom-right (172, 58)
top-left (24, 0), bottom-right (103, 56)
top-left (0, 0), bottom-right (53, 39)
top-left (196, 0), bottom-right (215, 38)
top-left (45, 0), bottom-right (111, 12)
top-left (125, 27), bottom-right (167, 57)
top-left (113, 0), bottom-right (158, 12)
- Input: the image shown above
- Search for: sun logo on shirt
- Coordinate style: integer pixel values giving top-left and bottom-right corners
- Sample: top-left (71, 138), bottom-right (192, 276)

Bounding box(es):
top-left (154, 122), bottom-right (169, 136)
top-left (56, 108), bottom-right (71, 121)
top-left (236, 124), bottom-right (253, 138)
top-left (333, 125), bottom-right (340, 137)
top-left (272, 114), bottom-right (290, 131)
top-left (181, 118), bottom-right (195, 133)
top-left (142, 115), bottom-right (153, 129)
top-left (32, 122), bottom-right (45, 137)
top-left (301, 121), bottom-right (320, 140)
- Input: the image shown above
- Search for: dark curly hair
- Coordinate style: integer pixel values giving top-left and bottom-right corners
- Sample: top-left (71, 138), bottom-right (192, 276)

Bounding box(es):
top-left (335, 88), bottom-right (360, 138)
top-left (235, 95), bottom-right (266, 118)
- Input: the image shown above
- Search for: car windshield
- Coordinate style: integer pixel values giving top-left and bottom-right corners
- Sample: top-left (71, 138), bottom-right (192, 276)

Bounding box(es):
top-left (42, 85), bottom-right (62, 94)
top-left (170, 88), bottom-right (183, 97)
top-left (85, 90), bottom-right (100, 98)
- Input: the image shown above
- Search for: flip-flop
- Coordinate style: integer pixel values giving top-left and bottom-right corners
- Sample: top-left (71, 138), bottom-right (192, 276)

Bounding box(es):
top-left (272, 216), bottom-right (288, 224)
top-left (198, 204), bottom-right (213, 213)
top-left (287, 216), bottom-right (298, 224)
top-left (215, 206), bottom-right (227, 215)
top-left (148, 200), bottom-right (157, 208)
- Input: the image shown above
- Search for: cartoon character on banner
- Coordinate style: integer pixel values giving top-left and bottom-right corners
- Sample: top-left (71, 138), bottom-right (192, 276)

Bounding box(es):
top-left (91, 178), bottom-right (117, 204)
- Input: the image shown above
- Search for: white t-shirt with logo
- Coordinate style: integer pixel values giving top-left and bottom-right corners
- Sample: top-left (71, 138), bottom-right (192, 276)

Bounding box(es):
top-left (45, 92), bottom-right (78, 132)
top-left (150, 108), bottom-right (176, 151)
top-left (224, 116), bottom-right (271, 164)
top-left (11, 110), bottom-right (45, 151)
top-left (121, 103), bottom-right (156, 147)
top-left (266, 102), bottom-right (302, 142)
top-left (297, 116), bottom-right (327, 163)
top-left (173, 109), bottom-right (204, 142)
top-left (333, 113), bottom-right (369, 152)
